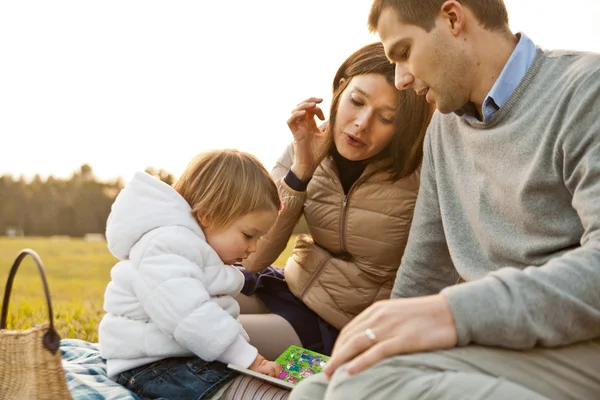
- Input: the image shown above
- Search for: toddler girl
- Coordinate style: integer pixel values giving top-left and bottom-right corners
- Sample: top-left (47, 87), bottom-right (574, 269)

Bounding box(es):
top-left (99, 149), bottom-right (281, 399)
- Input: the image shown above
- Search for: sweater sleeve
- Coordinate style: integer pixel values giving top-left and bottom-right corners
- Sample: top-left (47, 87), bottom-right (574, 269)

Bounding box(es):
top-left (134, 232), bottom-right (257, 368)
top-left (442, 74), bottom-right (600, 348)
top-left (242, 143), bottom-right (306, 272)
top-left (392, 128), bottom-right (461, 298)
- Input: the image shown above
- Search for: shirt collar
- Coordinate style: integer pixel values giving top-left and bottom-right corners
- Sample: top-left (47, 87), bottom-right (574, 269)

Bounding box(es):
top-left (459, 33), bottom-right (537, 122)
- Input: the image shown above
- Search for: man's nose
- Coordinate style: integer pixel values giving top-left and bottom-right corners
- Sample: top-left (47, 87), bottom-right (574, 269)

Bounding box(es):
top-left (395, 63), bottom-right (414, 90)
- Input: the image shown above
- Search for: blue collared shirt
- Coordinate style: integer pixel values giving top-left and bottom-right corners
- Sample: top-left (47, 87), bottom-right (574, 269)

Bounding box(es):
top-left (462, 33), bottom-right (537, 122)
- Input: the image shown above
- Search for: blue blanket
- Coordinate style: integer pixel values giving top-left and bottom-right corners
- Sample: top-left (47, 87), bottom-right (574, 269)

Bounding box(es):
top-left (61, 339), bottom-right (140, 400)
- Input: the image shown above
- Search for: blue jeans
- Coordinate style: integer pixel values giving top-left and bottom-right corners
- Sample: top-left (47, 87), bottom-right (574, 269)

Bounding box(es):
top-left (116, 357), bottom-right (237, 400)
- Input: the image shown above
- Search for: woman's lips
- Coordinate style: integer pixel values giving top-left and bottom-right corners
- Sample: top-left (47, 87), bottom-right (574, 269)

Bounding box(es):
top-left (343, 133), bottom-right (366, 148)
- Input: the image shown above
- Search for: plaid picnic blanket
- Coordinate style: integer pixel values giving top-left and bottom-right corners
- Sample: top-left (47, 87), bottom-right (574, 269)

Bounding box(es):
top-left (61, 338), bottom-right (140, 400)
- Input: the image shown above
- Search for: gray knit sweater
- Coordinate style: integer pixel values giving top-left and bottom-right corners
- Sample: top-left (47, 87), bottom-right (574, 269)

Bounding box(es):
top-left (393, 48), bottom-right (600, 348)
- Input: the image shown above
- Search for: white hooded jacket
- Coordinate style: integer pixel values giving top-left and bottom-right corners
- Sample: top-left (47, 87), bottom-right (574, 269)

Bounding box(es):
top-left (98, 172), bottom-right (257, 378)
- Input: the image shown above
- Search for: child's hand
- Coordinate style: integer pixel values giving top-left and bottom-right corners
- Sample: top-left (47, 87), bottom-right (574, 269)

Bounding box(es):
top-left (248, 354), bottom-right (282, 378)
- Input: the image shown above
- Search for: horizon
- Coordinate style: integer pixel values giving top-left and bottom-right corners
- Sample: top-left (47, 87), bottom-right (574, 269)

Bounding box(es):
top-left (2, 0), bottom-right (599, 184)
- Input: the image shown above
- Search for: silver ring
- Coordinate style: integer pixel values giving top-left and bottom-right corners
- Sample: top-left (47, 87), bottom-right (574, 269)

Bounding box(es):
top-left (364, 328), bottom-right (377, 343)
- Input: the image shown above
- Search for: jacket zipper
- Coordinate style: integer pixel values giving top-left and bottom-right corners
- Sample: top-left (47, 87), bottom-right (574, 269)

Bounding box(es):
top-left (339, 195), bottom-right (349, 253)
top-left (299, 255), bottom-right (331, 299)
top-left (330, 159), bottom-right (371, 254)
top-left (301, 163), bottom-right (378, 298)
top-left (338, 183), bottom-right (359, 254)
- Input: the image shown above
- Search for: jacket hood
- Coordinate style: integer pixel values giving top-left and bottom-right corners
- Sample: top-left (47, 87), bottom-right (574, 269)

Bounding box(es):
top-left (106, 171), bottom-right (204, 260)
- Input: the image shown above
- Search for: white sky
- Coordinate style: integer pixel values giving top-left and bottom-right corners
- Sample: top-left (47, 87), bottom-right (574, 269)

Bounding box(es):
top-left (1, 0), bottom-right (599, 183)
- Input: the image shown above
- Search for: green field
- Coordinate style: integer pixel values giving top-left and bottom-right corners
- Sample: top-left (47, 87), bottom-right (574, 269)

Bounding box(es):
top-left (0, 236), bottom-right (296, 342)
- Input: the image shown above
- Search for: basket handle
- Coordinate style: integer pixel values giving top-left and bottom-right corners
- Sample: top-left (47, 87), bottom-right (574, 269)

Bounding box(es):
top-left (0, 248), bottom-right (61, 354)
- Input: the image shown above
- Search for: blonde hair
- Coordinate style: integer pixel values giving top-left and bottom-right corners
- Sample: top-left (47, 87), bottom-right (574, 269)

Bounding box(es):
top-left (173, 149), bottom-right (280, 230)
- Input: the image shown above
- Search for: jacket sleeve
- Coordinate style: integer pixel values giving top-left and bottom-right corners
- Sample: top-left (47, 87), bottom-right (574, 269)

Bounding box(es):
top-left (134, 230), bottom-right (257, 367)
top-left (242, 143), bottom-right (307, 272)
top-left (392, 130), bottom-right (461, 298)
top-left (442, 76), bottom-right (600, 348)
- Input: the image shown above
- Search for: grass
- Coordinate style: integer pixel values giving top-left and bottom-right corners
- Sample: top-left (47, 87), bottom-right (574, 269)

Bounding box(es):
top-left (0, 236), bottom-right (297, 342)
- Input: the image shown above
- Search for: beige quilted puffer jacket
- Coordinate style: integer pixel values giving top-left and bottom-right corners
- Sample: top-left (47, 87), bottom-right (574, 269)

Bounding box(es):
top-left (243, 143), bottom-right (420, 330)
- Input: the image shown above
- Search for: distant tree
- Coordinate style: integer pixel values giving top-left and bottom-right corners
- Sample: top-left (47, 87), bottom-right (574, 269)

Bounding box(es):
top-left (0, 164), bottom-right (129, 237)
top-left (144, 167), bottom-right (175, 186)
top-left (79, 164), bottom-right (94, 181)
top-left (0, 164), bottom-right (179, 237)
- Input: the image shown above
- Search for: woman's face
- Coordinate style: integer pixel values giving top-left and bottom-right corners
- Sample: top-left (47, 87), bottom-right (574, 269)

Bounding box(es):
top-left (333, 73), bottom-right (398, 161)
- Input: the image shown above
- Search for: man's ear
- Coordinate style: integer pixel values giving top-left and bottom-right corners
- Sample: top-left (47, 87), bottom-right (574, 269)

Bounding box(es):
top-left (440, 0), bottom-right (466, 36)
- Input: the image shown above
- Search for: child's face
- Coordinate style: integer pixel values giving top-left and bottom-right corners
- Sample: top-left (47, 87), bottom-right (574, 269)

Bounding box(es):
top-left (203, 209), bottom-right (278, 265)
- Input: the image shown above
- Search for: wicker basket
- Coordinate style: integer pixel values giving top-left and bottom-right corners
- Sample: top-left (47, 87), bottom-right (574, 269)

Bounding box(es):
top-left (0, 249), bottom-right (73, 400)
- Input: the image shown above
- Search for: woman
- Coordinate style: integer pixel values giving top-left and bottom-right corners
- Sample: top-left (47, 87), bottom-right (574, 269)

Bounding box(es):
top-left (236, 41), bottom-right (434, 359)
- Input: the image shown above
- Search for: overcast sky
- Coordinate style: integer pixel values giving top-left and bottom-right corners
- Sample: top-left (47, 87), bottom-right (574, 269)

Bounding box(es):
top-left (1, 0), bottom-right (599, 182)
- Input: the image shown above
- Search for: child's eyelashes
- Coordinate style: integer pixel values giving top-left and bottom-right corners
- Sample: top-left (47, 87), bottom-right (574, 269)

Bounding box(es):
top-left (243, 233), bottom-right (253, 239)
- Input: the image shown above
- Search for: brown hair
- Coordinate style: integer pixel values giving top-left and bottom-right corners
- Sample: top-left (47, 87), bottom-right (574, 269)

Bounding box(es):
top-left (173, 149), bottom-right (280, 230)
top-left (328, 42), bottom-right (432, 180)
top-left (368, 0), bottom-right (509, 33)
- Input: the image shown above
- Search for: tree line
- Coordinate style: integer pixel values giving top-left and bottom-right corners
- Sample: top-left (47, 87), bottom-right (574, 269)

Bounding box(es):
top-left (1, 165), bottom-right (309, 237)
top-left (0, 165), bottom-right (174, 237)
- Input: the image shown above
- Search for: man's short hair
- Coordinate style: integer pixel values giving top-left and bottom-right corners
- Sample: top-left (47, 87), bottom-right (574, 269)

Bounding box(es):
top-left (368, 0), bottom-right (509, 33)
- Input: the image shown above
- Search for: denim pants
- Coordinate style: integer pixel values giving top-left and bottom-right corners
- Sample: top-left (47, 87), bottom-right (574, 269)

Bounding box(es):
top-left (116, 356), bottom-right (237, 400)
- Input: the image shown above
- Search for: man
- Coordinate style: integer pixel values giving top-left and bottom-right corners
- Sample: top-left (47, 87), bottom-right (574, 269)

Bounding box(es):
top-left (290, 1), bottom-right (600, 399)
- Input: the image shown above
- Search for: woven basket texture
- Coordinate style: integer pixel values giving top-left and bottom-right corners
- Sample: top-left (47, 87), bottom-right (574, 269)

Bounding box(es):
top-left (0, 324), bottom-right (72, 400)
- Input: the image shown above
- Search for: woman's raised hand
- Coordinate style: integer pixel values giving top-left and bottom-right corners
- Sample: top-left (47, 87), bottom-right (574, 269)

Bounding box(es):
top-left (287, 97), bottom-right (331, 181)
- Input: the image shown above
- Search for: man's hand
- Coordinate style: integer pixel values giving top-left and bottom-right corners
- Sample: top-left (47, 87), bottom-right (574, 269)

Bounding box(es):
top-left (324, 294), bottom-right (458, 377)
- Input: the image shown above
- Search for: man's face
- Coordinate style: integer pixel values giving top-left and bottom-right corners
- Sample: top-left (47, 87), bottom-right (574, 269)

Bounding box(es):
top-left (376, 6), bottom-right (471, 114)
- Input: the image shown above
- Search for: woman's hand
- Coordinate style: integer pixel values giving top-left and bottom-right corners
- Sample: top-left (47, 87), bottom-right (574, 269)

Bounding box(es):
top-left (248, 353), bottom-right (282, 378)
top-left (287, 97), bottom-right (331, 181)
top-left (324, 294), bottom-right (458, 377)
